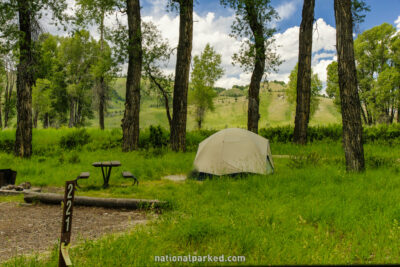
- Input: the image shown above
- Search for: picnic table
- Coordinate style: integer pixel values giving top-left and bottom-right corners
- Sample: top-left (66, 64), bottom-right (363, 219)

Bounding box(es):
top-left (92, 161), bottom-right (121, 188)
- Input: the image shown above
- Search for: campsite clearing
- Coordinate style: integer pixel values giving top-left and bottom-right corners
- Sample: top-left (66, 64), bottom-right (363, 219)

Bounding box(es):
top-left (0, 202), bottom-right (148, 263)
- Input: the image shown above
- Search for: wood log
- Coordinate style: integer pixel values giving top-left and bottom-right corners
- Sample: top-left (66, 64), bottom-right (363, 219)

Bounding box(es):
top-left (24, 192), bottom-right (167, 209)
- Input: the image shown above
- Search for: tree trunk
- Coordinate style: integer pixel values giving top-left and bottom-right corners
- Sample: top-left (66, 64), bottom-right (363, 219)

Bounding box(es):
top-left (44, 113), bottom-right (49, 128)
top-left (196, 106), bottom-right (204, 130)
top-left (170, 0), bottom-right (193, 152)
top-left (334, 0), bottom-right (365, 172)
top-left (24, 192), bottom-right (166, 209)
top-left (245, 2), bottom-right (265, 134)
top-left (15, 0), bottom-right (33, 158)
top-left (99, 11), bottom-right (106, 130)
top-left (68, 99), bottom-right (75, 128)
top-left (293, 0), bottom-right (315, 144)
top-left (360, 104), bottom-right (367, 124)
top-left (365, 102), bottom-right (373, 125)
top-left (99, 76), bottom-right (105, 129)
top-left (122, 0), bottom-right (142, 152)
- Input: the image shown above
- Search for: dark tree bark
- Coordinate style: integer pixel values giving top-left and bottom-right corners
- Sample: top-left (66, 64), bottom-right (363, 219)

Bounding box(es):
top-left (334, 0), bottom-right (365, 172)
top-left (245, 2), bottom-right (265, 134)
top-left (293, 0), bottom-right (315, 144)
top-left (43, 113), bottom-right (49, 128)
top-left (122, 0), bottom-right (142, 152)
top-left (195, 107), bottom-right (205, 129)
top-left (24, 192), bottom-right (166, 209)
top-left (15, 0), bottom-right (33, 158)
top-left (170, 0), bottom-right (193, 151)
top-left (99, 75), bottom-right (105, 130)
top-left (360, 104), bottom-right (367, 124)
top-left (98, 11), bottom-right (106, 130)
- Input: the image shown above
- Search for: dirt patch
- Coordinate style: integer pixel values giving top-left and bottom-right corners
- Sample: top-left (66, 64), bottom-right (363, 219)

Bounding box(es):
top-left (162, 174), bottom-right (187, 182)
top-left (0, 202), bottom-right (148, 263)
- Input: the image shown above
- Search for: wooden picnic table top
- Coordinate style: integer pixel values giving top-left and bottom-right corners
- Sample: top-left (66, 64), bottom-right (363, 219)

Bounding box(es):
top-left (92, 161), bottom-right (121, 167)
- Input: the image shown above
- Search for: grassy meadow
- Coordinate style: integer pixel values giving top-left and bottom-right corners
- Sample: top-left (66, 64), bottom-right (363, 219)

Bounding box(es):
top-left (0, 81), bottom-right (397, 266)
top-left (2, 127), bottom-right (400, 265)
top-left (89, 79), bottom-right (340, 129)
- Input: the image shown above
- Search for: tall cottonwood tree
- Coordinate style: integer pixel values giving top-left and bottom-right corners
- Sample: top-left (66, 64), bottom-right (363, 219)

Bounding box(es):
top-left (293, 0), bottom-right (315, 145)
top-left (170, 0), bottom-right (193, 152)
top-left (76, 0), bottom-right (117, 130)
top-left (0, 0), bottom-right (67, 157)
top-left (122, 0), bottom-right (142, 151)
top-left (220, 0), bottom-right (281, 133)
top-left (334, 0), bottom-right (365, 172)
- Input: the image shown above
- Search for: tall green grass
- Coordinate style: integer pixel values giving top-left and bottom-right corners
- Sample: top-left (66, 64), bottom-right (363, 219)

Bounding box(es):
top-left (3, 128), bottom-right (400, 265)
top-left (5, 156), bottom-right (400, 265)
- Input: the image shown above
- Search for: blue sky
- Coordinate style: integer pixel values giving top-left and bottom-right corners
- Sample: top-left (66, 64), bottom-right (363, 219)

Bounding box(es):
top-left (122, 1), bottom-right (400, 88)
top-left (143, 0), bottom-right (400, 34)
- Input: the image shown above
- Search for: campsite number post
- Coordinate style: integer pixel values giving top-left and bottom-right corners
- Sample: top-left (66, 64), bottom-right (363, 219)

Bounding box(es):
top-left (59, 180), bottom-right (76, 267)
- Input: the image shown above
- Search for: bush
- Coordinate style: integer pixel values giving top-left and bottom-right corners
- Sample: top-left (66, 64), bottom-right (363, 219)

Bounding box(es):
top-left (149, 125), bottom-right (168, 148)
top-left (139, 125), bottom-right (169, 150)
top-left (59, 129), bottom-right (91, 149)
top-left (0, 139), bottom-right (14, 153)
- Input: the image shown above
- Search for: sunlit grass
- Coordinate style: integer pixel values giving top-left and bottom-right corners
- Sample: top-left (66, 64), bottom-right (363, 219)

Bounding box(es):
top-left (3, 128), bottom-right (400, 265)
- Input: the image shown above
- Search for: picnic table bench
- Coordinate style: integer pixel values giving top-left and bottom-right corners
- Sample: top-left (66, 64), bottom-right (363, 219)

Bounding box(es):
top-left (92, 161), bottom-right (121, 188)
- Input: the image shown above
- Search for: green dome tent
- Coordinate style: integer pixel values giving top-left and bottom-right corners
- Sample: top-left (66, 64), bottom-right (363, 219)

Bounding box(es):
top-left (193, 128), bottom-right (274, 176)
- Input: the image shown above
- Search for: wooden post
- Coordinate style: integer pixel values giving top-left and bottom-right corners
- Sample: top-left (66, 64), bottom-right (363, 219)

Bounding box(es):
top-left (58, 180), bottom-right (76, 267)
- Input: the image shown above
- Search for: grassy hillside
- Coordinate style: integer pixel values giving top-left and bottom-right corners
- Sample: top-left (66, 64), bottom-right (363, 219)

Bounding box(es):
top-left (92, 78), bottom-right (340, 129)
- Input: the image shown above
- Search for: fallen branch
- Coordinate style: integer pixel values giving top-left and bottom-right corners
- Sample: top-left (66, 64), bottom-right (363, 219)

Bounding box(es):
top-left (24, 192), bottom-right (167, 210)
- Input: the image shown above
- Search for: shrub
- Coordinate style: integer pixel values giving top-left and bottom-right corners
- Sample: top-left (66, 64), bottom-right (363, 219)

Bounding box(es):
top-left (0, 139), bottom-right (14, 153)
top-left (149, 125), bottom-right (168, 148)
top-left (59, 129), bottom-right (91, 149)
top-left (139, 125), bottom-right (169, 150)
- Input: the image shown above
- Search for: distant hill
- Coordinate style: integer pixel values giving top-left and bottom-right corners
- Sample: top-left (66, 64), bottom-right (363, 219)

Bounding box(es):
top-left (96, 79), bottom-right (340, 129)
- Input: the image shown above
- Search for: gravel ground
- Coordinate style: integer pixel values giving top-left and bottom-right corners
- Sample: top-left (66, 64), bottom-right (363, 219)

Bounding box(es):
top-left (0, 202), bottom-right (148, 263)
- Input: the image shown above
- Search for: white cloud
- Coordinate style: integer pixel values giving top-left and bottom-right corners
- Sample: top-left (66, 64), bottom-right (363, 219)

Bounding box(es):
top-left (271, 18), bottom-right (337, 83)
top-left (139, 13), bottom-right (337, 88)
top-left (395, 16), bottom-right (400, 31)
top-left (276, 1), bottom-right (297, 21)
top-left (40, 0), bottom-right (338, 89)
top-left (142, 10), bottom-right (244, 88)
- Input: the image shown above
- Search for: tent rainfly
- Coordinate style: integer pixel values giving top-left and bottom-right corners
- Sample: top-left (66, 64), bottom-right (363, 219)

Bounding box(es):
top-left (193, 128), bottom-right (274, 176)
